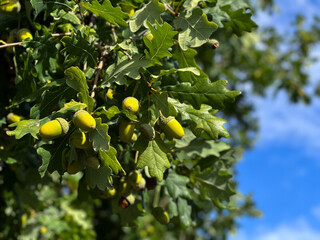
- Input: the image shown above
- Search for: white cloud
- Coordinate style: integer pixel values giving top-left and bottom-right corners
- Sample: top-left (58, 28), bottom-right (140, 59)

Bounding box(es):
top-left (311, 206), bottom-right (320, 221)
top-left (230, 218), bottom-right (320, 240)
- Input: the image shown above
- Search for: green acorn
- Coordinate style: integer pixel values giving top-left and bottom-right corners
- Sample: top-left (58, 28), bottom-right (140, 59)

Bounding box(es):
top-left (139, 124), bottom-right (155, 141)
top-left (152, 207), bottom-right (170, 224)
top-left (86, 156), bottom-right (100, 169)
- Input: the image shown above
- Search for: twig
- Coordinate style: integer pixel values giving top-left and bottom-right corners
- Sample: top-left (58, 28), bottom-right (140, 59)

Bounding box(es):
top-left (90, 51), bottom-right (107, 98)
top-left (122, 50), bottom-right (132, 60)
top-left (134, 151), bottom-right (139, 165)
top-left (111, 26), bottom-right (118, 43)
top-left (0, 32), bottom-right (72, 49)
top-left (165, 3), bottom-right (178, 16)
top-left (174, 0), bottom-right (184, 14)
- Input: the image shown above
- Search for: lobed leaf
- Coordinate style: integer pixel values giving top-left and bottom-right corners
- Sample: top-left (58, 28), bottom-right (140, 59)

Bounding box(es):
top-left (65, 67), bottom-right (95, 112)
top-left (144, 21), bottom-right (178, 65)
top-left (129, 0), bottom-right (165, 32)
top-left (103, 54), bottom-right (152, 86)
top-left (89, 118), bottom-right (110, 152)
top-left (85, 165), bottom-right (112, 190)
top-left (135, 136), bottom-right (170, 182)
top-left (81, 0), bottom-right (128, 27)
top-left (165, 79), bottom-right (241, 110)
top-left (98, 147), bottom-right (123, 175)
top-left (174, 8), bottom-right (218, 50)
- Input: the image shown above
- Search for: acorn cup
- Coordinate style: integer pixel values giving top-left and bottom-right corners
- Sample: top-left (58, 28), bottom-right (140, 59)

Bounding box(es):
top-left (118, 194), bottom-right (135, 209)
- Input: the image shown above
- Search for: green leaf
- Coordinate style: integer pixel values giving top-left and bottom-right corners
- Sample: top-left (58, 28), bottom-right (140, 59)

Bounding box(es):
top-left (173, 8), bottom-right (218, 50)
top-left (135, 136), bottom-right (170, 182)
top-left (57, 100), bottom-right (87, 114)
top-left (194, 165), bottom-right (236, 207)
top-left (172, 46), bottom-right (207, 83)
top-left (165, 171), bottom-right (191, 200)
top-left (98, 147), bottom-right (123, 175)
top-left (37, 139), bottom-right (69, 177)
top-left (165, 79), bottom-right (241, 110)
top-left (61, 32), bottom-right (98, 68)
top-left (94, 106), bottom-right (121, 120)
top-left (50, 9), bottom-right (81, 24)
top-left (85, 165), bottom-right (112, 190)
top-left (129, 0), bottom-right (166, 32)
top-left (170, 100), bottom-right (230, 139)
top-left (23, 34), bottom-right (59, 80)
top-left (65, 67), bottom-right (95, 112)
top-left (174, 128), bottom-right (197, 148)
top-left (143, 21), bottom-right (178, 65)
top-left (221, 5), bottom-right (258, 36)
top-left (30, 0), bottom-right (74, 19)
top-left (152, 92), bottom-right (169, 117)
top-left (150, 67), bottom-right (200, 79)
top-left (81, 0), bottom-right (128, 27)
top-left (6, 119), bottom-right (41, 139)
top-left (177, 197), bottom-right (192, 227)
top-left (112, 197), bottom-right (145, 226)
top-left (30, 83), bottom-right (74, 119)
top-left (88, 118), bottom-right (110, 152)
top-left (177, 139), bottom-right (231, 158)
top-left (103, 54), bottom-right (152, 86)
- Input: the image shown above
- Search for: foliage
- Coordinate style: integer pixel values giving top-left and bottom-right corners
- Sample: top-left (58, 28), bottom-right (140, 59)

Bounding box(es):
top-left (0, 0), bottom-right (319, 239)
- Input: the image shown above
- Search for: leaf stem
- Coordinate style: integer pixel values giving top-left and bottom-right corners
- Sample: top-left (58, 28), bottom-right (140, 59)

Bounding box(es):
top-left (153, 185), bottom-right (161, 207)
top-left (174, 0), bottom-right (184, 14)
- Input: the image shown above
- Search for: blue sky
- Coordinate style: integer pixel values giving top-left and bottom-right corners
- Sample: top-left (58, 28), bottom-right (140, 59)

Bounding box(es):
top-left (229, 0), bottom-right (320, 239)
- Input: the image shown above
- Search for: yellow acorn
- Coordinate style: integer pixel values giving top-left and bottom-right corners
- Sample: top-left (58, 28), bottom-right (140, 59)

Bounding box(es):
top-left (69, 131), bottom-right (91, 149)
top-left (160, 115), bottom-right (184, 139)
top-left (122, 97), bottom-right (139, 114)
top-left (6, 113), bottom-right (23, 123)
top-left (85, 156), bottom-right (100, 169)
top-left (106, 88), bottom-right (114, 100)
top-left (100, 188), bottom-right (116, 199)
top-left (121, 4), bottom-right (135, 18)
top-left (127, 170), bottom-right (142, 186)
top-left (39, 118), bottom-right (69, 141)
top-left (17, 28), bottom-right (33, 41)
top-left (73, 110), bottom-right (96, 132)
top-left (119, 118), bottom-right (135, 143)
top-left (144, 31), bottom-right (154, 41)
top-left (67, 160), bottom-right (83, 174)
top-left (0, 0), bottom-right (21, 14)
top-left (39, 226), bottom-right (47, 234)
top-left (152, 207), bottom-right (170, 224)
top-left (130, 132), bottom-right (138, 142)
